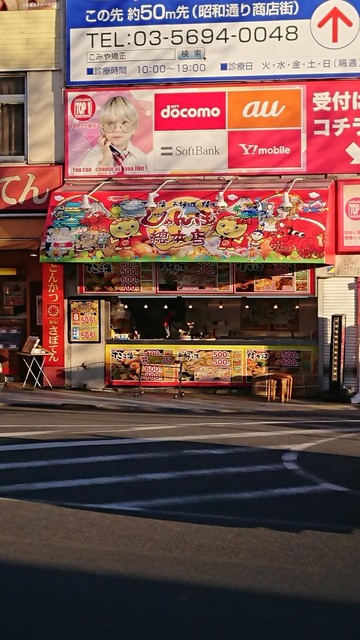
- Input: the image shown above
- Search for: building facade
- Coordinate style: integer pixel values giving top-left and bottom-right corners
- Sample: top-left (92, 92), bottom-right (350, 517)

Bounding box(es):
top-left (0, 2), bottom-right (63, 380)
top-left (2, 1), bottom-right (360, 397)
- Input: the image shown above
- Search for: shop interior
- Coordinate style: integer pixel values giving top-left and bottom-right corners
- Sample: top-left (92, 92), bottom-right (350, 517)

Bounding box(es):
top-left (109, 296), bottom-right (318, 342)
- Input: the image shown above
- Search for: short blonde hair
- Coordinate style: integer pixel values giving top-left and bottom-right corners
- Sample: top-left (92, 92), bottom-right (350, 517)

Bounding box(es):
top-left (100, 96), bottom-right (138, 128)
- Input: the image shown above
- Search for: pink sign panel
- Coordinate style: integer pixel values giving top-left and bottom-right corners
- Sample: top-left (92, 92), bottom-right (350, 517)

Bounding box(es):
top-left (338, 180), bottom-right (360, 253)
top-left (228, 130), bottom-right (303, 171)
top-left (307, 80), bottom-right (360, 174)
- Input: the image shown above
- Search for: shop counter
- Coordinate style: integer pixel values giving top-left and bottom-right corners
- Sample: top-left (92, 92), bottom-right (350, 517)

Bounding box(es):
top-left (105, 339), bottom-right (318, 395)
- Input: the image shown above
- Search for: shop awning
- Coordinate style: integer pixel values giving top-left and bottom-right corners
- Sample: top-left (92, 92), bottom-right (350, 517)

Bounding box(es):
top-left (39, 181), bottom-right (335, 265)
top-left (0, 217), bottom-right (45, 250)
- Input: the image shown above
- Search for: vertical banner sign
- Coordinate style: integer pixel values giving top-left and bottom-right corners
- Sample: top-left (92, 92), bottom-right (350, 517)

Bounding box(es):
top-left (42, 263), bottom-right (65, 387)
top-left (329, 314), bottom-right (346, 394)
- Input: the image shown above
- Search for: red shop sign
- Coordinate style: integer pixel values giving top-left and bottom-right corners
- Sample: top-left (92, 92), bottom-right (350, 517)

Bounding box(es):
top-left (0, 165), bottom-right (63, 212)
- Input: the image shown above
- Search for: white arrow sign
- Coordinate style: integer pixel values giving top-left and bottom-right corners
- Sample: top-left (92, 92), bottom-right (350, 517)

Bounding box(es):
top-left (345, 142), bottom-right (360, 163)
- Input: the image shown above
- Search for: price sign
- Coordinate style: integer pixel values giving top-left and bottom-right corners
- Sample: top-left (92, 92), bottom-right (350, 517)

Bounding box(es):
top-left (68, 299), bottom-right (100, 343)
top-left (66, 0), bottom-right (360, 85)
top-left (79, 263), bottom-right (154, 294)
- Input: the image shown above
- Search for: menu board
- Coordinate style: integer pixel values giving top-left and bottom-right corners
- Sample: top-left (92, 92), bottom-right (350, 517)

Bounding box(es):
top-left (21, 336), bottom-right (40, 354)
top-left (157, 264), bottom-right (231, 294)
top-left (79, 263), bottom-right (313, 296)
top-left (79, 263), bottom-right (155, 294)
top-left (234, 264), bottom-right (313, 295)
top-left (245, 347), bottom-right (310, 379)
top-left (106, 344), bottom-right (316, 387)
top-left (68, 299), bottom-right (100, 343)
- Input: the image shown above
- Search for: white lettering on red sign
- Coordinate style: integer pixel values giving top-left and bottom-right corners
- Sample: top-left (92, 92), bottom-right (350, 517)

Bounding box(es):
top-left (0, 173), bottom-right (49, 206)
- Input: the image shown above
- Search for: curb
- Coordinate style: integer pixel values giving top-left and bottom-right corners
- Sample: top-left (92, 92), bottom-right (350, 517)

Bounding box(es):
top-left (1, 393), bottom-right (359, 416)
top-left (0, 397), bottom-right (220, 415)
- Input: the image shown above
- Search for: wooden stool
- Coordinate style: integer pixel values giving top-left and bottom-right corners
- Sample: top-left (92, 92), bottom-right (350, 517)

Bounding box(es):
top-left (267, 377), bottom-right (277, 401)
top-left (252, 373), bottom-right (275, 398)
top-left (268, 373), bottom-right (293, 402)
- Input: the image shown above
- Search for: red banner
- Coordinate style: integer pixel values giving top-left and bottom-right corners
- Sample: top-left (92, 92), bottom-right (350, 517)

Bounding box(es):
top-left (42, 263), bottom-right (65, 386)
top-left (40, 184), bottom-right (335, 264)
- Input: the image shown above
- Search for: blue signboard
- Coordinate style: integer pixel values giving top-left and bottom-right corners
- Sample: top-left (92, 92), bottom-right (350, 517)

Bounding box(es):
top-left (66, 0), bottom-right (360, 85)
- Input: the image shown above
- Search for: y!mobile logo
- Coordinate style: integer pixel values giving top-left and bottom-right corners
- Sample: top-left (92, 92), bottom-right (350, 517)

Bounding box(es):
top-left (155, 92), bottom-right (226, 131)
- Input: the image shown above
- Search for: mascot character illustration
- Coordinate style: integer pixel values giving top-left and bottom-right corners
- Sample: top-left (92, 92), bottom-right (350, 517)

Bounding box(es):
top-left (214, 214), bottom-right (248, 251)
top-left (247, 227), bottom-right (265, 257)
top-left (270, 213), bottom-right (326, 259)
top-left (109, 217), bottom-right (142, 251)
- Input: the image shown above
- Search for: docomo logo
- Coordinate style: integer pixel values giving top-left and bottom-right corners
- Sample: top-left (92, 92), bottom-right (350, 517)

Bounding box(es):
top-left (345, 197), bottom-right (360, 220)
top-left (70, 94), bottom-right (96, 121)
top-left (155, 92), bottom-right (226, 131)
top-left (160, 104), bottom-right (221, 119)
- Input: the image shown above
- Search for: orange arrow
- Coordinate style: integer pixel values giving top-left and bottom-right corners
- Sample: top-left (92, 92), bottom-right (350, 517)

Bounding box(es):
top-left (317, 6), bottom-right (353, 43)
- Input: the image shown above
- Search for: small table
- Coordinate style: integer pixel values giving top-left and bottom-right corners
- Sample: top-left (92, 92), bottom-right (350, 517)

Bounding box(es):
top-left (19, 351), bottom-right (53, 389)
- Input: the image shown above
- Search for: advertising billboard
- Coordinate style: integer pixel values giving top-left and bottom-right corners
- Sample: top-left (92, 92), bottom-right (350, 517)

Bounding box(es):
top-left (106, 343), bottom-right (317, 388)
top-left (66, 80), bottom-right (360, 177)
top-left (66, 0), bottom-right (360, 85)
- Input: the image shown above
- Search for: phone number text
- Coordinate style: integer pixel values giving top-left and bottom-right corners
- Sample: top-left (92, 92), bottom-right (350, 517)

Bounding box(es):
top-left (87, 25), bottom-right (298, 48)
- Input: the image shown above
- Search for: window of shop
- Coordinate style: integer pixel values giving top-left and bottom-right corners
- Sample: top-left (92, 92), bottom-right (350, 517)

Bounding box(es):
top-left (0, 75), bottom-right (25, 161)
top-left (0, 269), bottom-right (27, 380)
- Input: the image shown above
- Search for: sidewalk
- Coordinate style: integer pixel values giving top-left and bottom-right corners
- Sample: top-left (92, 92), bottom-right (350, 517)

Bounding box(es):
top-left (1, 382), bottom-right (359, 416)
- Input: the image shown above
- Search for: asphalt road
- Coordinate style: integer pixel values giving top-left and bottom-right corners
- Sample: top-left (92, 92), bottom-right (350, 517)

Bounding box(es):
top-left (0, 408), bottom-right (359, 640)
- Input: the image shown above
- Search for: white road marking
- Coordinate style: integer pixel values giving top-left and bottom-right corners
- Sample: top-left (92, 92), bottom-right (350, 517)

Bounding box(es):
top-left (0, 463), bottom-right (283, 494)
top-left (0, 423), bottom-right (356, 522)
top-left (0, 445), bottom-right (257, 470)
top-left (281, 432), bottom-right (360, 495)
top-left (1, 418), bottom-right (360, 432)
top-left (66, 482), bottom-right (347, 512)
top-left (0, 427), bottom-right (358, 452)
top-left (0, 431), bottom-right (56, 437)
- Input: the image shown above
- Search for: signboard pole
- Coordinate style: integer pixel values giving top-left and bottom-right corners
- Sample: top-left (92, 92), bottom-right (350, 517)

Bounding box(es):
top-left (351, 280), bottom-right (360, 404)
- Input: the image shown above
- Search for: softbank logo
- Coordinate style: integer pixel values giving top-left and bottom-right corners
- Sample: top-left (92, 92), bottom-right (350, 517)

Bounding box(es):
top-left (155, 92), bottom-right (226, 131)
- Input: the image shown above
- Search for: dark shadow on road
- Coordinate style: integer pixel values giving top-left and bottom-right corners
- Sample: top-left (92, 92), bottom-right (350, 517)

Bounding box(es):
top-left (0, 559), bottom-right (359, 640)
top-left (0, 434), bottom-right (359, 533)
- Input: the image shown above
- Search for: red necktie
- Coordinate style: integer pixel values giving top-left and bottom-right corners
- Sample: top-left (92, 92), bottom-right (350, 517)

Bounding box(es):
top-left (112, 149), bottom-right (130, 174)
